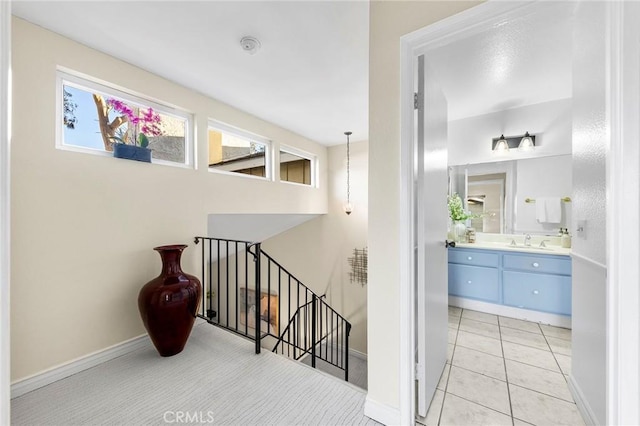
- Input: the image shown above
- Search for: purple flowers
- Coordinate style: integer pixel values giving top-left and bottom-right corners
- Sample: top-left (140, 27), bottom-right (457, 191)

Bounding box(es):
top-left (106, 98), bottom-right (163, 144)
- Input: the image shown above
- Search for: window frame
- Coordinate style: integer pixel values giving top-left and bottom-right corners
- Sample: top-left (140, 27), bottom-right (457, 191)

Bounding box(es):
top-left (207, 119), bottom-right (273, 181)
top-left (279, 145), bottom-right (317, 187)
top-left (55, 67), bottom-right (195, 169)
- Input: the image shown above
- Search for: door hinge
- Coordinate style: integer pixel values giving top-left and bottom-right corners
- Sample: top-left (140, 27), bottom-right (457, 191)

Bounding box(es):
top-left (415, 362), bottom-right (425, 380)
top-left (414, 92), bottom-right (420, 110)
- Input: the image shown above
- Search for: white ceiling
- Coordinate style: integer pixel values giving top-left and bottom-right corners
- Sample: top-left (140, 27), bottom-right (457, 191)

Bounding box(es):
top-left (12, 0), bottom-right (369, 146)
top-left (427, 2), bottom-right (574, 121)
top-left (12, 1), bottom-right (574, 145)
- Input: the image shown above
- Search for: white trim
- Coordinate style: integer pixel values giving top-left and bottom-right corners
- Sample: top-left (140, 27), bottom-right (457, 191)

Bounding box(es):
top-left (570, 252), bottom-right (606, 271)
top-left (207, 119), bottom-right (273, 181)
top-left (56, 69), bottom-right (195, 168)
top-left (349, 348), bottom-right (367, 361)
top-left (364, 396), bottom-right (401, 426)
top-left (279, 144), bottom-right (318, 188)
top-left (448, 296), bottom-right (571, 329)
top-left (399, 2), bottom-right (534, 423)
top-left (606, 2), bottom-right (640, 424)
top-left (568, 375), bottom-right (598, 426)
top-left (398, 28), bottom-right (416, 426)
top-left (0, 1), bottom-right (10, 423)
top-left (11, 334), bottom-right (151, 399)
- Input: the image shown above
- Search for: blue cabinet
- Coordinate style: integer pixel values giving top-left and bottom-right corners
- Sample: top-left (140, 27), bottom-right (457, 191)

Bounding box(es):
top-left (448, 247), bottom-right (572, 316)
top-left (449, 264), bottom-right (500, 303)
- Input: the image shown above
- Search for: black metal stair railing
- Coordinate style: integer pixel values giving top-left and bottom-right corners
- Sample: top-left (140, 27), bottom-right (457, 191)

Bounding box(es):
top-left (193, 236), bottom-right (351, 381)
top-left (272, 295), bottom-right (351, 381)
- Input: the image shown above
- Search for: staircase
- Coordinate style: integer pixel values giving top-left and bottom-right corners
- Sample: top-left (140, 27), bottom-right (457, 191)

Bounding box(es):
top-left (194, 236), bottom-right (352, 381)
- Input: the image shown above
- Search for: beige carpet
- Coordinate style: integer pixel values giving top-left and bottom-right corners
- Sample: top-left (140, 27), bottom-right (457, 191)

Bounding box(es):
top-left (12, 324), bottom-right (378, 426)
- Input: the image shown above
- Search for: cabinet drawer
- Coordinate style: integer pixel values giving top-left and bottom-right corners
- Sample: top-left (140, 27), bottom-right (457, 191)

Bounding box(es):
top-left (449, 249), bottom-right (499, 268)
top-left (448, 264), bottom-right (500, 303)
top-left (503, 271), bottom-right (572, 315)
top-left (503, 254), bottom-right (571, 275)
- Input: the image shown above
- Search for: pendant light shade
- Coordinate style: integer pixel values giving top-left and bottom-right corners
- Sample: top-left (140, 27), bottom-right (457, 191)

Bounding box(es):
top-left (344, 131), bottom-right (353, 215)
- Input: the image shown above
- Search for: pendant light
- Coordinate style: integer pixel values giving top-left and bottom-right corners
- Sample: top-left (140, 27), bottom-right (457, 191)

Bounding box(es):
top-left (344, 131), bottom-right (353, 215)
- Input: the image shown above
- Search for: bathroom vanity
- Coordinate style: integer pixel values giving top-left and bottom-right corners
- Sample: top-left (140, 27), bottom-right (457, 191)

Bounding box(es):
top-left (448, 238), bottom-right (571, 328)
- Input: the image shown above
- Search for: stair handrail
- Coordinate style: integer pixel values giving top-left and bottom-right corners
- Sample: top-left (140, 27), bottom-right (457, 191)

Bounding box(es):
top-left (194, 235), bottom-right (352, 381)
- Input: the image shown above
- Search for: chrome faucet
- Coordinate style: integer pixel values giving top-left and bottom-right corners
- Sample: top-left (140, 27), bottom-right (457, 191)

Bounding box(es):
top-left (539, 239), bottom-right (551, 248)
top-left (524, 234), bottom-right (532, 247)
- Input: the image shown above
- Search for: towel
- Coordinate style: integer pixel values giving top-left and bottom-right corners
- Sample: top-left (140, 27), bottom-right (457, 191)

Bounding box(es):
top-left (536, 197), bottom-right (562, 223)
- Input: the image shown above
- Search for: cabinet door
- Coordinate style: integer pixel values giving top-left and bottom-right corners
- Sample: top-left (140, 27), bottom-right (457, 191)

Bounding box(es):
top-left (449, 249), bottom-right (499, 267)
top-left (503, 254), bottom-right (571, 275)
top-left (448, 264), bottom-right (500, 303)
top-left (503, 271), bottom-right (572, 315)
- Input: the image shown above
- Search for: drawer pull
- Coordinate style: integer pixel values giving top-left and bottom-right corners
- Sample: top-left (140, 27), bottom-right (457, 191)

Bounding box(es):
top-left (532, 262), bottom-right (540, 268)
top-left (532, 290), bottom-right (540, 295)
top-left (467, 256), bottom-right (473, 260)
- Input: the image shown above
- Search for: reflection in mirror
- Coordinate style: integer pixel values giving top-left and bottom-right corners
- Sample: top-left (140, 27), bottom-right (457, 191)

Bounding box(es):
top-left (449, 154), bottom-right (572, 235)
top-left (467, 174), bottom-right (505, 233)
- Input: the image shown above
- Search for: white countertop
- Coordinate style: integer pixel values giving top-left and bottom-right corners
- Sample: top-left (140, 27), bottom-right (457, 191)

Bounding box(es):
top-left (453, 240), bottom-right (572, 256)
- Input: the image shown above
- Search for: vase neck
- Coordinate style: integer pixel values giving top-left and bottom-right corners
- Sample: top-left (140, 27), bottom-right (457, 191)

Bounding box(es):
top-left (155, 245), bottom-right (186, 276)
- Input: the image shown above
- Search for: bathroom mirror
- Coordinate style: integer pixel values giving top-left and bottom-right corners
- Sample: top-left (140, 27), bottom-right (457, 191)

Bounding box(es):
top-left (449, 154), bottom-right (572, 235)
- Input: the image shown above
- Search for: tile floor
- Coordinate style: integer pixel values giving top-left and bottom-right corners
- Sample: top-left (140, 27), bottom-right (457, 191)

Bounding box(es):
top-left (418, 307), bottom-right (584, 426)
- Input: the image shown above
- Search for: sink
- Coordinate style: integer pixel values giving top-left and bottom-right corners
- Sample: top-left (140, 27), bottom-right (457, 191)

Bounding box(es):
top-left (504, 244), bottom-right (554, 251)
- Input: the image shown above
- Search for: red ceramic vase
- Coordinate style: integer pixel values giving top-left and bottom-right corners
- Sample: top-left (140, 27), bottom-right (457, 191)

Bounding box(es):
top-left (138, 245), bottom-right (201, 357)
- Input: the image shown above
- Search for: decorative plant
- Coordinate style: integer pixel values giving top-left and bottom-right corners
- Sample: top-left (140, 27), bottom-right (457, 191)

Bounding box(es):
top-left (106, 98), bottom-right (163, 148)
top-left (448, 192), bottom-right (481, 222)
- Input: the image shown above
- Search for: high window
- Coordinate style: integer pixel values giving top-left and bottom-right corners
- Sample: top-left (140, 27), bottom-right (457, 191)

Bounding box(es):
top-left (208, 121), bottom-right (271, 179)
top-left (279, 147), bottom-right (315, 186)
top-left (57, 69), bottom-right (193, 167)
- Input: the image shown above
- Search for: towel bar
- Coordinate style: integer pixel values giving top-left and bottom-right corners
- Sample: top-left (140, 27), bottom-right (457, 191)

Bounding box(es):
top-left (525, 197), bottom-right (571, 203)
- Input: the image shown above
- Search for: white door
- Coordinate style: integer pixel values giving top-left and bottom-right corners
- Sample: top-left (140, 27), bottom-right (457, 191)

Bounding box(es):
top-left (415, 55), bottom-right (449, 417)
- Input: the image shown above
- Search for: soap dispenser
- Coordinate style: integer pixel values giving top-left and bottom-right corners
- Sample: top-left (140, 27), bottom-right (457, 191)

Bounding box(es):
top-left (561, 228), bottom-right (572, 248)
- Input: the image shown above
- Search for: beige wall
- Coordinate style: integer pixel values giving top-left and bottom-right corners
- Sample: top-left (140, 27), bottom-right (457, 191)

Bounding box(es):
top-left (10, 18), bottom-right (328, 381)
top-left (263, 140), bottom-right (368, 354)
top-left (368, 0), bottom-right (480, 412)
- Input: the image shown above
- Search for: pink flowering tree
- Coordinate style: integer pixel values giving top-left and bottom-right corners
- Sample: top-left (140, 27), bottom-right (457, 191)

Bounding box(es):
top-left (92, 94), bottom-right (162, 151)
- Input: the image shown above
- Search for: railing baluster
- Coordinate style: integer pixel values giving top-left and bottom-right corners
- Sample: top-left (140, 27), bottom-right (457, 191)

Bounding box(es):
top-left (226, 241), bottom-right (229, 329)
top-left (245, 243), bottom-right (249, 336)
top-left (267, 259), bottom-right (271, 337)
top-left (311, 295), bottom-right (317, 368)
top-left (235, 241), bottom-right (239, 331)
top-left (278, 268), bottom-right (281, 338)
top-left (194, 237), bottom-right (350, 380)
top-left (254, 243), bottom-right (261, 354)
top-left (345, 322), bottom-right (350, 381)
top-left (217, 239), bottom-right (220, 325)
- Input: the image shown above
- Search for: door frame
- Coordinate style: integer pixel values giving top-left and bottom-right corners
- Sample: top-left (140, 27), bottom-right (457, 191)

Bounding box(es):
top-left (399, 1), bottom-right (639, 425)
top-left (0, 1), bottom-right (11, 425)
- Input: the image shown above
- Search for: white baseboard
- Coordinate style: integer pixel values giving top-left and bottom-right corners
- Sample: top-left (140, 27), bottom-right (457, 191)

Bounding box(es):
top-left (350, 348), bottom-right (367, 361)
top-left (449, 296), bottom-right (572, 328)
top-left (568, 374), bottom-right (599, 425)
top-left (11, 333), bottom-right (150, 399)
top-left (364, 396), bottom-right (401, 425)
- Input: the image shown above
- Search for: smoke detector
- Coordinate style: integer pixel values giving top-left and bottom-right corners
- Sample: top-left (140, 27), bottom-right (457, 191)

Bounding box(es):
top-left (240, 36), bottom-right (261, 55)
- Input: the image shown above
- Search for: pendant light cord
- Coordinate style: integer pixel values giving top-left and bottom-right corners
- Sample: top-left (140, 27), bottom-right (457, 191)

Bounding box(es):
top-left (347, 132), bottom-right (351, 203)
top-left (345, 131), bottom-right (352, 205)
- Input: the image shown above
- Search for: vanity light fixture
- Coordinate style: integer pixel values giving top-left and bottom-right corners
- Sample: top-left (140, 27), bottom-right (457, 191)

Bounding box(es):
top-left (518, 131), bottom-right (535, 151)
top-left (492, 132), bottom-right (536, 152)
top-left (343, 131), bottom-right (353, 215)
top-left (493, 134), bottom-right (509, 152)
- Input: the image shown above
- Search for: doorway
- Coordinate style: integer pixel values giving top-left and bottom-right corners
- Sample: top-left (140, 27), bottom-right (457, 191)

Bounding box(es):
top-left (401, 1), bottom-right (640, 425)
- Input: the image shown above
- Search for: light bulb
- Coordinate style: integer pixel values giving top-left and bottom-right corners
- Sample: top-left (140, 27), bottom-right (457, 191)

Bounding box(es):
top-left (494, 135), bottom-right (509, 152)
top-left (344, 202), bottom-right (353, 215)
top-left (518, 132), bottom-right (534, 151)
